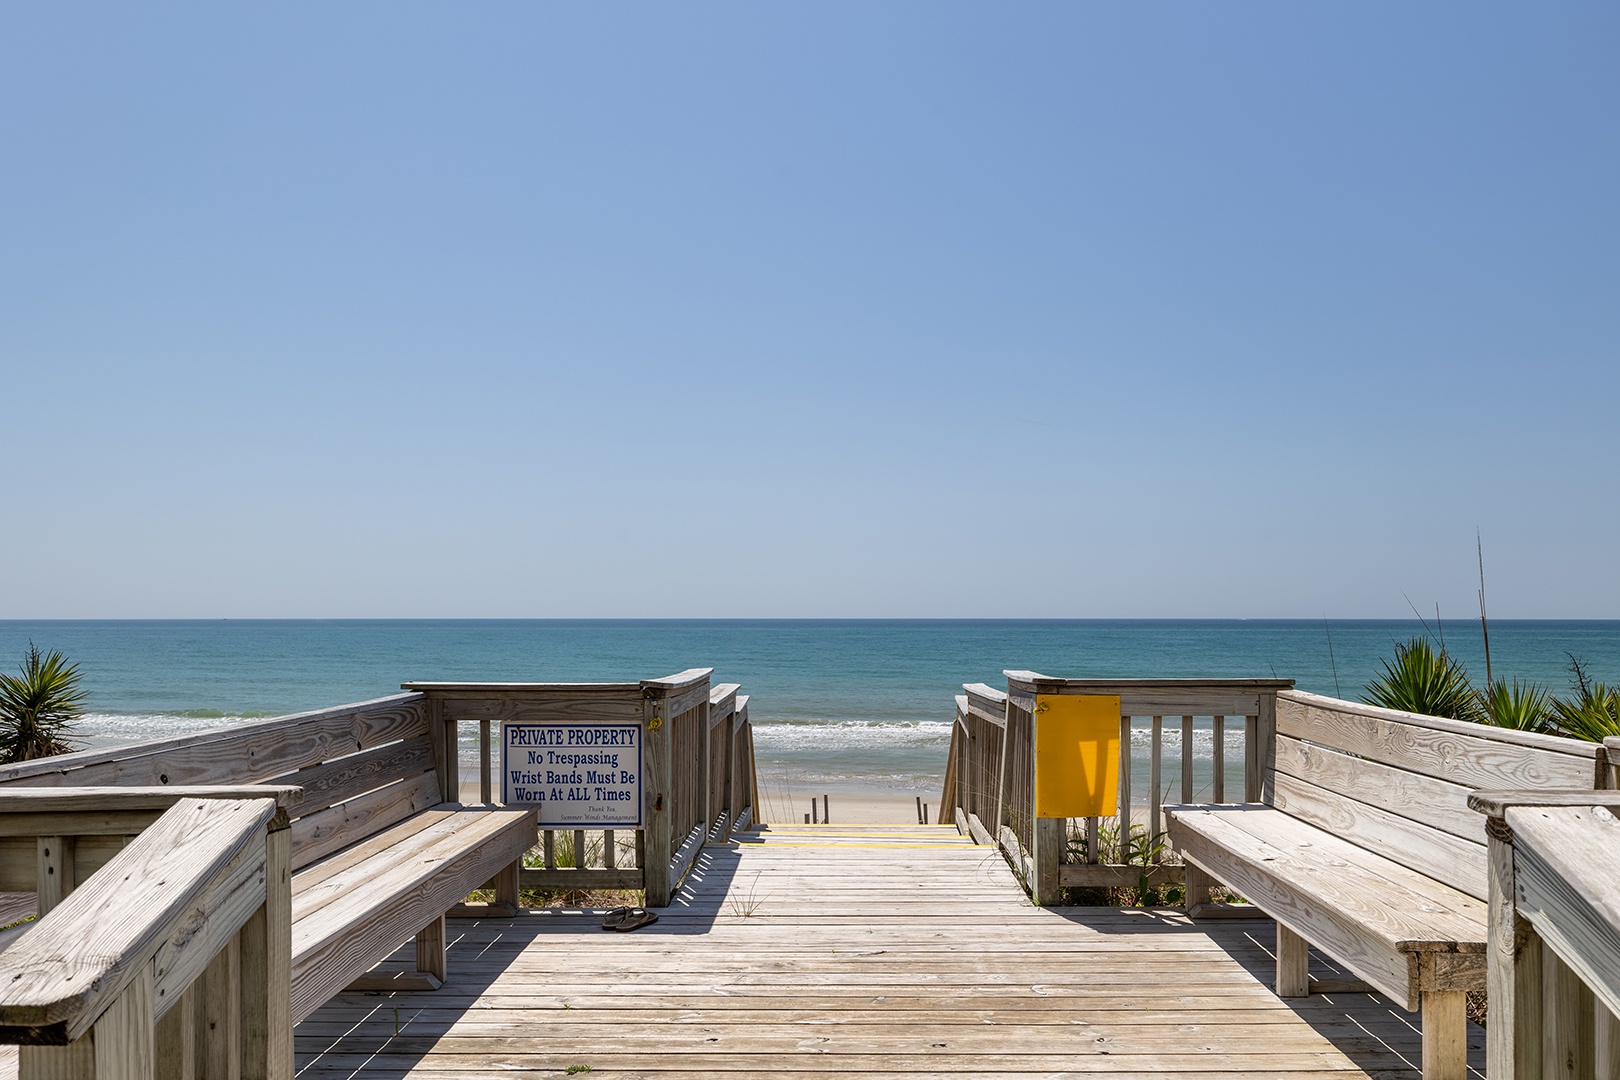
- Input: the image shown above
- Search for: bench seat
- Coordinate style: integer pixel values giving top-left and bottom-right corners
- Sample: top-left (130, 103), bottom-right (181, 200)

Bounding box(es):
top-left (1170, 804), bottom-right (1486, 1009)
top-left (289, 803), bottom-right (535, 1023)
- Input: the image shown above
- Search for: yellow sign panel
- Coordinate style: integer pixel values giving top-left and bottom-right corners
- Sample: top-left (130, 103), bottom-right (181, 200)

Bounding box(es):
top-left (1034, 694), bottom-right (1120, 819)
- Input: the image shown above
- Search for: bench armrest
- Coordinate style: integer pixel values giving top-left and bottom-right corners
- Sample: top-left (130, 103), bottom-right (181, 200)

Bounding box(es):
top-left (1467, 789), bottom-right (1620, 819)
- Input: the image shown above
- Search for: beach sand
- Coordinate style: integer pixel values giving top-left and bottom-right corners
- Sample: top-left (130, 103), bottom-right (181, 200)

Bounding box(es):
top-left (756, 781), bottom-right (943, 825)
top-left (461, 780), bottom-right (945, 827)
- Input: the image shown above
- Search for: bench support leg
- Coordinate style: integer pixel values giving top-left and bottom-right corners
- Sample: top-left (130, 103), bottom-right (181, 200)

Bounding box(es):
top-left (1276, 924), bottom-right (1309, 998)
top-left (1420, 990), bottom-right (1467, 1080)
top-left (1183, 862), bottom-right (1212, 917)
top-left (494, 858), bottom-right (521, 911)
top-left (416, 914), bottom-right (447, 985)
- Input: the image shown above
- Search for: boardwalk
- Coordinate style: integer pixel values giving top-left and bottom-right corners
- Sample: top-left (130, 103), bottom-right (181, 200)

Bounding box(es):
top-left (294, 824), bottom-right (1485, 1079)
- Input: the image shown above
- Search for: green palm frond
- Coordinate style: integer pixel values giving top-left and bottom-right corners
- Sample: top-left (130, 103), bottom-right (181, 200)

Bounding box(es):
top-left (1547, 684), bottom-right (1620, 742)
top-left (1480, 678), bottom-right (1551, 732)
top-left (0, 644), bottom-right (87, 763)
top-left (1363, 638), bottom-right (1484, 723)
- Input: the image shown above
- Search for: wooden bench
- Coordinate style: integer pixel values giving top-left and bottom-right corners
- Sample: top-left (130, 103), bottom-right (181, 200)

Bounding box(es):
top-left (0, 693), bottom-right (538, 1023)
top-left (1167, 689), bottom-right (1607, 1080)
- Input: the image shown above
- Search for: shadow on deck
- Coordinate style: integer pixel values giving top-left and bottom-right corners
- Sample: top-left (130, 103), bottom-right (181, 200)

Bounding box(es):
top-left (295, 825), bottom-right (1484, 1079)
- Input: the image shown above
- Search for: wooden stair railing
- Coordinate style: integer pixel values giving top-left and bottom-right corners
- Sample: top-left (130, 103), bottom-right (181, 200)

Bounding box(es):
top-left (1471, 788), bottom-right (1620, 1079)
top-left (0, 788), bottom-right (300, 1080)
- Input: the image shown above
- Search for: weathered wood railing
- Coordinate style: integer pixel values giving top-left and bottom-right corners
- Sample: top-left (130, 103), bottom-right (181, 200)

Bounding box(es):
top-left (943, 671), bottom-right (1294, 903)
top-left (406, 668), bottom-right (757, 907)
top-left (0, 788), bottom-right (300, 1080)
top-left (1472, 786), bottom-right (1620, 1079)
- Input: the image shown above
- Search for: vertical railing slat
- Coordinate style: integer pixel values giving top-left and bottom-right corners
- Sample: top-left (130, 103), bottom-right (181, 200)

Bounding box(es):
top-left (1180, 716), bottom-right (1194, 803)
top-left (1212, 715), bottom-right (1225, 804)
top-left (1149, 717), bottom-right (1163, 859)
top-left (1118, 714), bottom-right (1132, 859)
top-left (1244, 714), bottom-right (1260, 802)
top-left (479, 717), bottom-right (492, 805)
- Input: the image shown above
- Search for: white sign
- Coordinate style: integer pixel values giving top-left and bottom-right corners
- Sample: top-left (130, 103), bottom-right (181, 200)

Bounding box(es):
top-left (501, 721), bottom-right (643, 827)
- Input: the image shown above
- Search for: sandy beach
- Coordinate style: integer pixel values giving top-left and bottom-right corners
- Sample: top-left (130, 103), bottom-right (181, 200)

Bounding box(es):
top-left (756, 781), bottom-right (943, 825)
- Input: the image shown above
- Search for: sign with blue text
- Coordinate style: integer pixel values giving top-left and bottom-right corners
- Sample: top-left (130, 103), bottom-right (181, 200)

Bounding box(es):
top-left (501, 721), bottom-right (643, 827)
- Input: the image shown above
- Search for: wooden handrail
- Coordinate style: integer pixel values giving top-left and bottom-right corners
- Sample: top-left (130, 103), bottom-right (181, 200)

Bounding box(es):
top-left (947, 673), bottom-right (1296, 904)
top-left (1474, 790), bottom-right (1620, 1077)
top-left (0, 693), bottom-right (424, 786)
top-left (0, 785), bottom-right (303, 814)
top-left (640, 668), bottom-right (716, 693)
top-left (0, 796), bottom-right (278, 1043)
top-left (409, 669), bottom-right (751, 909)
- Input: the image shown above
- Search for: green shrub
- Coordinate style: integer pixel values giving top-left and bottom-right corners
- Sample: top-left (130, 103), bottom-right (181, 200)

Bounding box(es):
top-left (0, 644), bottom-right (86, 763)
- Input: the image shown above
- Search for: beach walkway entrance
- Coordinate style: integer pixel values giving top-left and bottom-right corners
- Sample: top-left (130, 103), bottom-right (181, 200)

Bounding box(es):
top-left (292, 823), bottom-right (1481, 1079)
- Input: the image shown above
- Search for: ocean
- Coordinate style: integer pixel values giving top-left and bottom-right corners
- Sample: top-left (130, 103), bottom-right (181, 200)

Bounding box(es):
top-left (0, 620), bottom-right (1615, 799)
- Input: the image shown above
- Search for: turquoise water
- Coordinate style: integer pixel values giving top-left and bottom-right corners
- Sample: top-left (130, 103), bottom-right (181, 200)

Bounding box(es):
top-left (0, 620), bottom-right (1615, 796)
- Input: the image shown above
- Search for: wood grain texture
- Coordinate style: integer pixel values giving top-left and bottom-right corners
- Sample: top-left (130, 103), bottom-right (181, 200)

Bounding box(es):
top-left (427, 692), bottom-right (645, 725)
top-left (1542, 948), bottom-right (1594, 1080)
top-left (1169, 806), bottom-right (1489, 1009)
top-left (1277, 692), bottom-right (1597, 791)
top-left (272, 736), bottom-right (435, 821)
top-left (199, 935), bottom-right (241, 1080)
top-left (288, 807), bottom-right (536, 1023)
top-left (963, 684), bottom-right (1008, 727)
top-left (1487, 827), bottom-right (1536, 1080)
top-left (708, 684), bottom-right (739, 727)
top-left (1506, 803), bottom-right (1620, 1020)
top-left (1274, 735), bottom-right (1484, 842)
top-left (239, 825), bottom-right (292, 1080)
top-left (1004, 673), bottom-right (1292, 719)
top-left (1277, 923), bottom-right (1309, 997)
top-left (293, 822), bottom-right (1483, 1079)
top-left (0, 696), bottom-right (427, 790)
top-left (1421, 991), bottom-right (1467, 1080)
top-left (0, 787), bottom-right (304, 815)
top-left (289, 772), bottom-right (444, 872)
top-left (1270, 772), bottom-right (1489, 900)
top-left (0, 797), bottom-right (274, 1043)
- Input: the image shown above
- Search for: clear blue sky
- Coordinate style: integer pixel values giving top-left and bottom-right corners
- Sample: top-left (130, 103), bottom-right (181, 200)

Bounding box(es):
top-left (2, 4), bottom-right (1615, 618)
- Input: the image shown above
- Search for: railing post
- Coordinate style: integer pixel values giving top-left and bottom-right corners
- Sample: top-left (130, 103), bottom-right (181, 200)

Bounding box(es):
top-left (197, 935), bottom-right (241, 1080)
top-left (719, 710), bottom-right (736, 843)
top-left (642, 688), bottom-right (673, 907)
top-left (20, 969), bottom-right (157, 1080)
top-left (239, 820), bottom-right (292, 1080)
top-left (1247, 691), bottom-right (1277, 804)
top-left (1029, 703), bottom-right (1062, 904)
top-left (37, 835), bottom-right (75, 916)
top-left (698, 695), bottom-right (712, 843)
top-left (154, 985), bottom-right (195, 1080)
top-left (427, 695), bottom-right (459, 804)
top-left (992, 700), bottom-right (1013, 838)
top-left (1486, 814), bottom-right (1542, 1080)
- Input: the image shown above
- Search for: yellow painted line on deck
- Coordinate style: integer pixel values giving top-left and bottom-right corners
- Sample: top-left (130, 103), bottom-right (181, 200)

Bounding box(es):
top-left (732, 840), bottom-right (976, 849)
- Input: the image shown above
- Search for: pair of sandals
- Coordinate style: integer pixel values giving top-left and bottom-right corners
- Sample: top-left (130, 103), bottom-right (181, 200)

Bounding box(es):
top-left (601, 906), bottom-right (658, 932)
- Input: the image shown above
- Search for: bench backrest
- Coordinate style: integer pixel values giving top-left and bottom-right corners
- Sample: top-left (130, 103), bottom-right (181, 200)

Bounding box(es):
top-left (1272, 690), bottom-right (1607, 900)
top-left (0, 694), bottom-right (442, 872)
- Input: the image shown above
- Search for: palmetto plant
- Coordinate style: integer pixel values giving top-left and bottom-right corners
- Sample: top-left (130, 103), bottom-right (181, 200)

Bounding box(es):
top-left (1481, 678), bottom-right (1552, 732)
top-left (1363, 638), bottom-right (1485, 723)
top-left (0, 645), bottom-right (86, 763)
top-left (1547, 683), bottom-right (1620, 742)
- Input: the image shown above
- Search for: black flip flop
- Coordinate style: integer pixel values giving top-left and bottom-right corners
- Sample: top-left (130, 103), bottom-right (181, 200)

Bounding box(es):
top-left (600, 906), bottom-right (632, 931)
top-left (613, 908), bottom-right (658, 932)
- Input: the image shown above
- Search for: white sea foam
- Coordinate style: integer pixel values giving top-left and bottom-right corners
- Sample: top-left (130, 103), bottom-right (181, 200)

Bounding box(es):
top-left (73, 712), bottom-right (265, 748)
top-left (752, 719), bottom-right (953, 751)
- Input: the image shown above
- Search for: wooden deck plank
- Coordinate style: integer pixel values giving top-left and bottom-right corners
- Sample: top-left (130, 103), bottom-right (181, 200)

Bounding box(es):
top-left (294, 826), bottom-right (1483, 1080)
